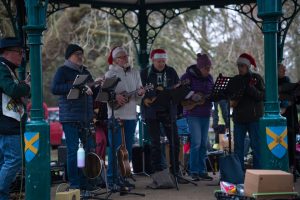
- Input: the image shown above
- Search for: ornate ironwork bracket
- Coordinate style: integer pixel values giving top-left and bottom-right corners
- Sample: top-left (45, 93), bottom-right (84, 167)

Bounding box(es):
top-left (1, 0), bottom-right (17, 35)
top-left (225, 0), bottom-right (300, 61)
top-left (278, 0), bottom-right (300, 61)
top-left (46, 2), bottom-right (191, 54)
top-left (47, 2), bottom-right (77, 17)
top-left (101, 7), bottom-right (192, 54)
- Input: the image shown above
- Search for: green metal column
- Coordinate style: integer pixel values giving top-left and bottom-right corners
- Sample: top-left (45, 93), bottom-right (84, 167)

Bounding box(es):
top-left (137, 0), bottom-right (149, 69)
top-left (257, 0), bottom-right (288, 171)
top-left (24, 0), bottom-right (50, 199)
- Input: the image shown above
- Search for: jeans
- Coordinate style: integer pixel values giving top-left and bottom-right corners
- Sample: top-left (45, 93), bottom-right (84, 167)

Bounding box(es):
top-left (187, 116), bottom-right (210, 175)
top-left (63, 123), bottom-right (91, 189)
top-left (234, 121), bottom-right (260, 170)
top-left (107, 119), bottom-right (136, 184)
top-left (0, 135), bottom-right (22, 200)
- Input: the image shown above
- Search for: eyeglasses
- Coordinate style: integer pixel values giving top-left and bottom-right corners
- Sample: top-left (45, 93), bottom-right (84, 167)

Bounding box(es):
top-left (237, 64), bottom-right (247, 68)
top-left (7, 49), bottom-right (25, 56)
top-left (117, 55), bottom-right (128, 59)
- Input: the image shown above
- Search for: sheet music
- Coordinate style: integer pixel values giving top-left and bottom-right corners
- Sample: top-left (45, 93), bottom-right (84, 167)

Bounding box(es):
top-left (67, 75), bottom-right (89, 100)
top-left (73, 74), bottom-right (88, 86)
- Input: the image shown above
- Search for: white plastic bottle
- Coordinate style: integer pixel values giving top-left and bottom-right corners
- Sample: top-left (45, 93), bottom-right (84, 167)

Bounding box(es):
top-left (77, 139), bottom-right (85, 168)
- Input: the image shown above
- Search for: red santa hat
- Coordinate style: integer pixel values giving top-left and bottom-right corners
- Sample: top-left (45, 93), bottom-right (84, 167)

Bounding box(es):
top-left (150, 48), bottom-right (167, 60)
top-left (236, 53), bottom-right (257, 68)
top-left (107, 46), bottom-right (128, 64)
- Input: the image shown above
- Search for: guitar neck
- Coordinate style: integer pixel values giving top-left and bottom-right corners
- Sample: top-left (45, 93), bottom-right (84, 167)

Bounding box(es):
top-left (120, 122), bottom-right (126, 148)
top-left (125, 89), bottom-right (138, 97)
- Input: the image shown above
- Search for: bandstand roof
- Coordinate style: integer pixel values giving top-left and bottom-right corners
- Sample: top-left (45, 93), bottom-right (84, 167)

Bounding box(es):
top-left (49, 0), bottom-right (256, 9)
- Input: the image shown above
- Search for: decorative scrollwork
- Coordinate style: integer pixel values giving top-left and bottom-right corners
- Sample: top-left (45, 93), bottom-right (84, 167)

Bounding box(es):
top-left (102, 7), bottom-right (191, 54)
top-left (225, 0), bottom-right (299, 61)
top-left (278, 0), bottom-right (300, 59)
top-left (1, 0), bottom-right (17, 34)
top-left (47, 2), bottom-right (75, 17)
top-left (225, 3), bottom-right (262, 30)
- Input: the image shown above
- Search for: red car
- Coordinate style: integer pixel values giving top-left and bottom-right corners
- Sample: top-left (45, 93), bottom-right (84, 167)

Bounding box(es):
top-left (48, 107), bottom-right (63, 146)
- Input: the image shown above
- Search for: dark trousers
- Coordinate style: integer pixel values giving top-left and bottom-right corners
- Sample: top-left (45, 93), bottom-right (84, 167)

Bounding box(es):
top-left (146, 112), bottom-right (180, 174)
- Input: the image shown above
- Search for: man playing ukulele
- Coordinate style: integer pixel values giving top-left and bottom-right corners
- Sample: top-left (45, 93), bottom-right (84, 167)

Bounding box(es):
top-left (105, 46), bottom-right (145, 189)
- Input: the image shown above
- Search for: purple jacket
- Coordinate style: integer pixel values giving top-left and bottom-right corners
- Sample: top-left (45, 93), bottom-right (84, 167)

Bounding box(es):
top-left (180, 64), bottom-right (214, 117)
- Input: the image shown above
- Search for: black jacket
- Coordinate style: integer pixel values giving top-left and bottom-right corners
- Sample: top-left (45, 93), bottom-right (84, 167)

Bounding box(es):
top-left (230, 72), bottom-right (265, 123)
top-left (278, 76), bottom-right (299, 133)
top-left (140, 64), bottom-right (179, 119)
top-left (0, 57), bottom-right (30, 135)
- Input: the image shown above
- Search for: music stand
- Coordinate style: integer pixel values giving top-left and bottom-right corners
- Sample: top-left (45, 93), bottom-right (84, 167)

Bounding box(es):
top-left (202, 73), bottom-right (231, 187)
top-left (132, 113), bottom-right (150, 177)
top-left (210, 74), bottom-right (233, 152)
top-left (153, 85), bottom-right (197, 190)
top-left (96, 77), bottom-right (145, 198)
top-left (66, 74), bottom-right (108, 200)
top-left (67, 74), bottom-right (89, 100)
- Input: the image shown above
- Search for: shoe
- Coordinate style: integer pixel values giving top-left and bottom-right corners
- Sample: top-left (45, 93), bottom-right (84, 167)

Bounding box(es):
top-left (190, 174), bottom-right (200, 181)
top-left (122, 179), bottom-right (135, 189)
top-left (199, 173), bottom-right (213, 181)
top-left (177, 176), bottom-right (189, 184)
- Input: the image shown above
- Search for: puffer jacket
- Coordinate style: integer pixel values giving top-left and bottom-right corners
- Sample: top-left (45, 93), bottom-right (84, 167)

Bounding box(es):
top-left (51, 64), bottom-right (94, 123)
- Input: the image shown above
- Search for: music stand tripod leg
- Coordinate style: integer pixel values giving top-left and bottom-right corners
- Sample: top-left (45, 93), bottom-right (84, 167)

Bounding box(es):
top-left (133, 120), bottom-right (150, 177)
top-left (168, 100), bottom-right (198, 189)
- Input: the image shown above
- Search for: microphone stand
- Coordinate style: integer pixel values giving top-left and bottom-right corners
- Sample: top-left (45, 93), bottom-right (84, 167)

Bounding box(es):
top-left (80, 87), bottom-right (108, 200)
top-left (105, 91), bottom-right (145, 198)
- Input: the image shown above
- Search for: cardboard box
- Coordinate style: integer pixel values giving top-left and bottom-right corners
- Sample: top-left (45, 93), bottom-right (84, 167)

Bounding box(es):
top-left (244, 170), bottom-right (294, 199)
top-left (56, 189), bottom-right (80, 200)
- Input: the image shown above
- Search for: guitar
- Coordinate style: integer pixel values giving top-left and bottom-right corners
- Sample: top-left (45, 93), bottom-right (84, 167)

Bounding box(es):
top-left (143, 79), bottom-right (190, 107)
top-left (117, 120), bottom-right (131, 177)
top-left (181, 92), bottom-right (210, 111)
top-left (109, 83), bottom-right (154, 110)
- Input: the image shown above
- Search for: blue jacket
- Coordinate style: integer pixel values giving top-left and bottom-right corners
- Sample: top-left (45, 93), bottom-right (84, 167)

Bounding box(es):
top-left (51, 64), bottom-right (94, 123)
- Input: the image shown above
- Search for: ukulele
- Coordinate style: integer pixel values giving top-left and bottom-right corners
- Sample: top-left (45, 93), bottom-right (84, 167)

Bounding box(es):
top-left (143, 79), bottom-right (190, 107)
top-left (181, 92), bottom-right (210, 111)
top-left (117, 120), bottom-right (131, 177)
top-left (109, 83), bottom-right (154, 110)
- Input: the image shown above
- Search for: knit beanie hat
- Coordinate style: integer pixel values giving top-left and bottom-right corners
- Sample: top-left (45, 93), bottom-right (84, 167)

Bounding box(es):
top-left (107, 46), bottom-right (127, 64)
top-left (65, 44), bottom-right (83, 59)
top-left (197, 53), bottom-right (212, 69)
top-left (0, 37), bottom-right (22, 51)
top-left (150, 49), bottom-right (167, 60)
top-left (236, 53), bottom-right (256, 68)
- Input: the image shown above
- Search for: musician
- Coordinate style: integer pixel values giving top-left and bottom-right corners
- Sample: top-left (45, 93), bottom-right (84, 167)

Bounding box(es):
top-left (229, 53), bottom-right (264, 170)
top-left (180, 53), bottom-right (214, 181)
top-left (140, 49), bottom-right (184, 182)
top-left (278, 63), bottom-right (299, 171)
top-left (0, 37), bottom-right (30, 199)
top-left (51, 44), bottom-right (102, 189)
top-left (105, 46), bottom-right (145, 189)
